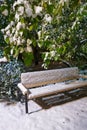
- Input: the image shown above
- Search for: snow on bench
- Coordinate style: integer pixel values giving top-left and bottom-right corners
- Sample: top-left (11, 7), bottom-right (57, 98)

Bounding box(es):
top-left (18, 67), bottom-right (87, 113)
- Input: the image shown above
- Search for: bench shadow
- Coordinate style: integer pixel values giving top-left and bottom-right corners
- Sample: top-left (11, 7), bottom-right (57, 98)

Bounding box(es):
top-left (34, 87), bottom-right (87, 110)
top-left (28, 108), bottom-right (43, 115)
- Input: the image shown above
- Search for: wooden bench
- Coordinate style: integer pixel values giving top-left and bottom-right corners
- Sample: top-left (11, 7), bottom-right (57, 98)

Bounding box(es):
top-left (18, 67), bottom-right (87, 113)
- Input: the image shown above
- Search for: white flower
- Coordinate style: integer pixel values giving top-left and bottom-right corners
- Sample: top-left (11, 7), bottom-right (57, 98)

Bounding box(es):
top-left (19, 31), bottom-right (23, 36)
top-left (15, 30), bottom-right (19, 36)
top-left (27, 39), bottom-right (32, 45)
top-left (44, 14), bottom-right (52, 23)
top-left (5, 24), bottom-right (11, 31)
top-left (6, 30), bottom-right (10, 36)
top-left (13, 36), bottom-right (17, 42)
top-left (4, 35), bottom-right (7, 40)
top-left (17, 0), bottom-right (24, 4)
top-left (17, 38), bottom-right (21, 45)
top-left (15, 13), bottom-right (20, 21)
top-left (2, 9), bottom-right (8, 16)
top-left (37, 31), bottom-right (41, 39)
top-left (21, 39), bottom-right (25, 43)
top-left (12, 28), bottom-right (15, 34)
top-left (10, 21), bottom-right (15, 26)
top-left (44, 52), bottom-right (49, 61)
top-left (25, 7), bottom-right (33, 17)
top-left (26, 46), bottom-right (33, 52)
top-left (50, 51), bottom-right (56, 57)
top-left (10, 49), bottom-right (14, 55)
top-left (45, 35), bottom-right (49, 40)
top-left (51, 45), bottom-right (56, 49)
top-left (1, 29), bottom-right (5, 33)
top-left (16, 22), bottom-right (25, 31)
top-left (24, 1), bottom-right (29, 6)
top-left (13, 0), bottom-right (24, 9)
top-left (18, 6), bottom-right (24, 15)
top-left (34, 6), bottom-right (42, 14)
top-left (9, 37), bottom-right (13, 43)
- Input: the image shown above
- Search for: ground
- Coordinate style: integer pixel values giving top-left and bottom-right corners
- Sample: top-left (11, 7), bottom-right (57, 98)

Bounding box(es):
top-left (0, 97), bottom-right (87, 130)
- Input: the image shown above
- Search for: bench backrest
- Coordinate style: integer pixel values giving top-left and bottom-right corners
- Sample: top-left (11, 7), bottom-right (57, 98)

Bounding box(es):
top-left (21, 67), bottom-right (79, 88)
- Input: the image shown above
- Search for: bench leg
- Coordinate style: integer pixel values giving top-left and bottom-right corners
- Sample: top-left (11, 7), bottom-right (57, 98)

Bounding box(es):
top-left (25, 94), bottom-right (28, 114)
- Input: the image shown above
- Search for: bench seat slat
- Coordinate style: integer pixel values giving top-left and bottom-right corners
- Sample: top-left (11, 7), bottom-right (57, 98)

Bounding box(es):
top-left (28, 81), bottom-right (87, 99)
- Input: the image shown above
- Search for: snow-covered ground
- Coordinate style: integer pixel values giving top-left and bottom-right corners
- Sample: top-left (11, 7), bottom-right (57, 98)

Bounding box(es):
top-left (0, 97), bottom-right (87, 130)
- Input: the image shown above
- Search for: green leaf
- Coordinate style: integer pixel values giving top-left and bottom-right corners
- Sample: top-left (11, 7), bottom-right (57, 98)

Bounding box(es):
top-left (5, 37), bottom-right (10, 44)
top-left (47, 4), bottom-right (54, 14)
top-left (22, 52), bottom-right (34, 66)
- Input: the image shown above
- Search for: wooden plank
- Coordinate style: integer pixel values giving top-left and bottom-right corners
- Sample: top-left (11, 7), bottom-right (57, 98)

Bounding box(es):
top-left (28, 81), bottom-right (87, 99)
top-left (21, 67), bottom-right (79, 88)
top-left (79, 74), bottom-right (87, 79)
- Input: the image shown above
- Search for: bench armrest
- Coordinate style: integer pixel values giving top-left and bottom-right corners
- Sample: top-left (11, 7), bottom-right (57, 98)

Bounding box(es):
top-left (79, 74), bottom-right (87, 79)
top-left (17, 83), bottom-right (28, 95)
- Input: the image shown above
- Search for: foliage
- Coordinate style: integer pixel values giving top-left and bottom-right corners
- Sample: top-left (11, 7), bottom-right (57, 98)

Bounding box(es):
top-left (0, 0), bottom-right (87, 68)
top-left (40, 0), bottom-right (87, 68)
top-left (0, 0), bottom-right (15, 47)
top-left (0, 59), bottom-right (24, 100)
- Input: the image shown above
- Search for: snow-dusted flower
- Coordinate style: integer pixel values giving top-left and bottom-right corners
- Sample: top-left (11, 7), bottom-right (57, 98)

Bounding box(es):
top-left (26, 45), bottom-right (33, 52)
top-left (17, 0), bottom-right (24, 4)
top-left (50, 51), bottom-right (56, 57)
top-left (12, 28), bottom-right (15, 34)
top-left (4, 35), bottom-right (7, 40)
top-left (51, 45), bottom-right (56, 49)
top-left (34, 6), bottom-right (42, 14)
top-left (18, 6), bottom-right (24, 15)
top-left (21, 39), bottom-right (25, 43)
top-left (44, 14), bottom-right (52, 23)
top-left (37, 31), bottom-right (41, 39)
top-left (24, 0), bottom-right (29, 6)
top-left (19, 31), bottom-right (23, 36)
top-left (13, 0), bottom-right (24, 9)
top-left (9, 37), bottom-right (13, 43)
top-left (10, 21), bottom-right (15, 26)
top-left (17, 38), bottom-right (21, 45)
top-left (2, 9), bottom-right (8, 16)
top-left (25, 7), bottom-right (33, 17)
top-left (13, 36), bottom-right (17, 42)
top-left (16, 22), bottom-right (25, 31)
top-left (5, 24), bottom-right (11, 31)
top-left (15, 13), bottom-right (20, 21)
top-left (10, 49), bottom-right (14, 55)
top-left (27, 39), bottom-right (32, 45)
top-left (6, 30), bottom-right (10, 36)
top-left (1, 29), bottom-right (5, 33)
top-left (45, 35), bottom-right (49, 40)
top-left (15, 30), bottom-right (19, 36)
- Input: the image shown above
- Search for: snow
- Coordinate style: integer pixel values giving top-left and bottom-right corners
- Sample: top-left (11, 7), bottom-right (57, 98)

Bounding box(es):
top-left (0, 57), bottom-right (7, 62)
top-left (0, 97), bottom-right (87, 130)
top-left (28, 81), bottom-right (87, 99)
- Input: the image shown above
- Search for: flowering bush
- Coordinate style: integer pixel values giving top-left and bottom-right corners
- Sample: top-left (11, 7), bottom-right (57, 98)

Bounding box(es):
top-left (1, 0), bottom-right (53, 67)
top-left (1, 0), bottom-right (87, 68)
top-left (0, 0), bottom-right (15, 47)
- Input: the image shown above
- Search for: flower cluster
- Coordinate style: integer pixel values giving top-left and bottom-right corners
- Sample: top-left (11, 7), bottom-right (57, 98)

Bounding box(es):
top-left (1, 0), bottom-right (53, 67)
top-left (1, 0), bottom-right (44, 56)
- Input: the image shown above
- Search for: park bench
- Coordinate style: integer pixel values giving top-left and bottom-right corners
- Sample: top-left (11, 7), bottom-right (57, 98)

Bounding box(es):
top-left (18, 67), bottom-right (87, 113)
